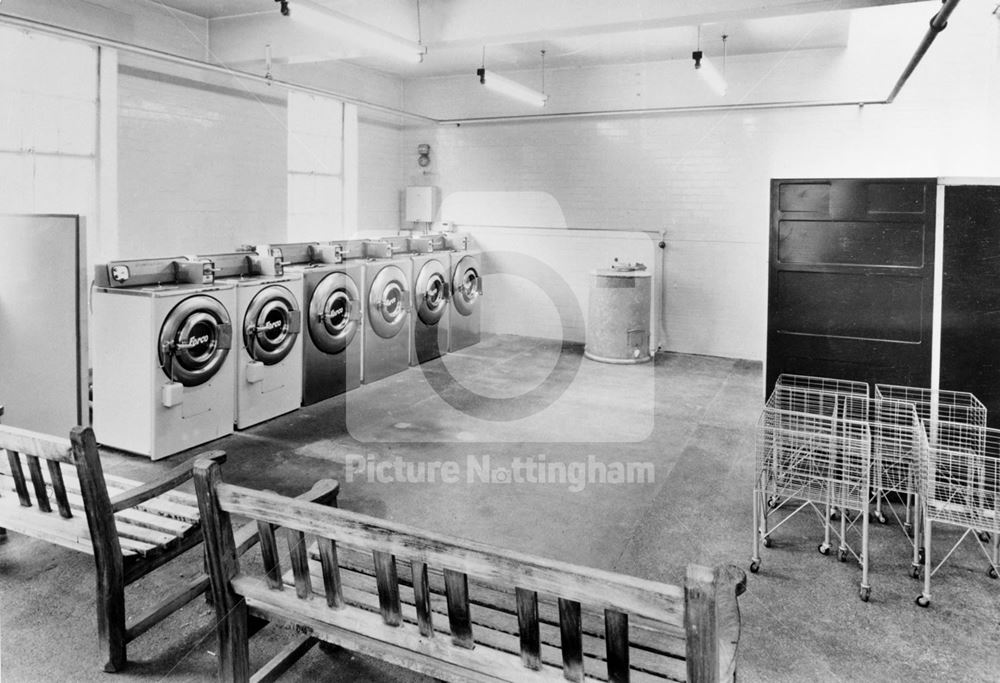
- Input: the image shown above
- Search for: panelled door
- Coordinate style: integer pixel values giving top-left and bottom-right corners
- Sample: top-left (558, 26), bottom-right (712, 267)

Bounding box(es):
top-left (766, 178), bottom-right (937, 396)
top-left (940, 184), bottom-right (1000, 426)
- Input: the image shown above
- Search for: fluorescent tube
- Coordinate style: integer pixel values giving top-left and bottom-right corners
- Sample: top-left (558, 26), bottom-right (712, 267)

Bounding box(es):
top-left (477, 68), bottom-right (548, 108)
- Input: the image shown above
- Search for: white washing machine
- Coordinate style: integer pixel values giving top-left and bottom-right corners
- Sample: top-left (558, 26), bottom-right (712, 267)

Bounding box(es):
top-left (92, 258), bottom-right (236, 459)
top-left (195, 252), bottom-right (303, 429)
top-left (383, 236), bottom-right (450, 365)
top-left (361, 240), bottom-right (413, 384)
top-left (446, 234), bottom-right (483, 352)
top-left (262, 242), bottom-right (363, 405)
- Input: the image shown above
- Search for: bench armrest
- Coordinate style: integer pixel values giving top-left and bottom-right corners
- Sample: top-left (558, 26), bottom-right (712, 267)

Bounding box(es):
top-left (109, 451), bottom-right (227, 513)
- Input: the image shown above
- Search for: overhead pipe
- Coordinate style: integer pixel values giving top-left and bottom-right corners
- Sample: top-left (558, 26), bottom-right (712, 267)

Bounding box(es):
top-left (0, 12), bottom-right (437, 124)
top-left (886, 0), bottom-right (961, 103)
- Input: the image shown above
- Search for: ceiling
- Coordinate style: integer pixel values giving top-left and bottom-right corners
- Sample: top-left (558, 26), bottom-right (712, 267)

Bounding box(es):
top-left (147, 0), bottom-right (930, 79)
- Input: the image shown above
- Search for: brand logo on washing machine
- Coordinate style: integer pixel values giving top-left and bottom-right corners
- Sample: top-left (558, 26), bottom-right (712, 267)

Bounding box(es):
top-left (182, 334), bottom-right (210, 348)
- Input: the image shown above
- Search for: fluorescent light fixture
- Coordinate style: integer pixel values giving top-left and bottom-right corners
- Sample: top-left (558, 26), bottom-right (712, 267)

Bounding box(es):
top-left (291, 0), bottom-right (426, 64)
top-left (697, 57), bottom-right (727, 96)
top-left (476, 68), bottom-right (548, 107)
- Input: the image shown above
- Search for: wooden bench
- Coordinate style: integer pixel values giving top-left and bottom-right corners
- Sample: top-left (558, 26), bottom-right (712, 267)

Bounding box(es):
top-left (194, 458), bottom-right (746, 683)
top-left (0, 421), bottom-right (259, 672)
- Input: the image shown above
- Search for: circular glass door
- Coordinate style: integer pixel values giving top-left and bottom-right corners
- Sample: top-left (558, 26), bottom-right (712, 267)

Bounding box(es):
top-left (308, 272), bottom-right (360, 354)
top-left (415, 259), bottom-right (448, 326)
top-left (158, 295), bottom-right (233, 387)
top-left (243, 285), bottom-right (300, 365)
top-left (368, 264), bottom-right (409, 339)
top-left (452, 255), bottom-right (482, 317)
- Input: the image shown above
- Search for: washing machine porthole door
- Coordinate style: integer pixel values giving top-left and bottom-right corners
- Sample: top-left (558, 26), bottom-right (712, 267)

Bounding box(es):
top-left (308, 272), bottom-right (360, 354)
top-left (368, 265), bottom-right (410, 339)
top-left (452, 256), bottom-right (482, 317)
top-left (158, 295), bottom-right (233, 387)
top-left (244, 286), bottom-right (300, 365)
top-left (415, 260), bottom-right (448, 326)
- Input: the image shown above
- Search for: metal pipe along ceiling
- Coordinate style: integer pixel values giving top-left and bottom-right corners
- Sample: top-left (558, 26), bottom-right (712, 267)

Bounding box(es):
top-left (885, 0), bottom-right (962, 103)
top-left (0, 0), bottom-right (963, 125)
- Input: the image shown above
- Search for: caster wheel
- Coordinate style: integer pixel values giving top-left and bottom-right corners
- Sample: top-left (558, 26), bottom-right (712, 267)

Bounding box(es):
top-left (989, 566), bottom-right (999, 580)
top-left (915, 595), bottom-right (930, 608)
top-left (818, 543), bottom-right (830, 556)
top-left (910, 565), bottom-right (921, 580)
top-left (749, 560), bottom-right (760, 574)
top-left (762, 536), bottom-right (772, 548)
top-left (767, 496), bottom-right (778, 509)
top-left (829, 509), bottom-right (839, 521)
top-left (978, 531), bottom-right (991, 544)
top-left (838, 548), bottom-right (848, 563)
top-left (875, 513), bottom-right (886, 524)
top-left (859, 587), bottom-right (871, 602)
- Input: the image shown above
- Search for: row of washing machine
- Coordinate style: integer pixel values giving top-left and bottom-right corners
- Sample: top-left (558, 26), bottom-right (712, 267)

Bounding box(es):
top-left (91, 234), bottom-right (482, 459)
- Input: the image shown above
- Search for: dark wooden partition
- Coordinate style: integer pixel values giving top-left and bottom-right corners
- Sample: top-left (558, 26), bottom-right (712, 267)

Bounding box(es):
top-left (766, 178), bottom-right (937, 396)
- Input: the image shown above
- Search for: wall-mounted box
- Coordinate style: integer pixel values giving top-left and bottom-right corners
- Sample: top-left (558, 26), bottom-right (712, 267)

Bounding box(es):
top-left (405, 186), bottom-right (438, 223)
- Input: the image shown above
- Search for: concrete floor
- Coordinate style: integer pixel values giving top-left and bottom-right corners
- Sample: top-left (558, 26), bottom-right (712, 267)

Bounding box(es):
top-left (2, 334), bottom-right (999, 681)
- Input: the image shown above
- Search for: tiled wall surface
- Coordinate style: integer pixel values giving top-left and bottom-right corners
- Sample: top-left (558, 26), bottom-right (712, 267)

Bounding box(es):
top-left (117, 58), bottom-right (288, 257)
top-left (0, 25), bottom-right (97, 263)
top-left (400, 6), bottom-right (1000, 360)
top-left (358, 117), bottom-right (405, 232)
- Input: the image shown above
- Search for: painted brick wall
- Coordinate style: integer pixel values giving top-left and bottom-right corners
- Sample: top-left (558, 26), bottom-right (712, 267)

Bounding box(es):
top-left (398, 5), bottom-right (1000, 361)
top-left (0, 25), bottom-right (97, 261)
top-left (117, 56), bottom-right (288, 257)
top-left (358, 116), bottom-right (405, 232)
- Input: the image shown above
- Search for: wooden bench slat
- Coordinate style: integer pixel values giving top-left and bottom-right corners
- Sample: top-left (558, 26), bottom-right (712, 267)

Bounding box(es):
top-left (46, 459), bottom-right (73, 519)
top-left (322, 543), bottom-right (687, 656)
top-left (276, 565), bottom-right (680, 683)
top-left (287, 527), bottom-right (313, 600)
top-left (411, 560), bottom-right (434, 638)
top-left (250, 634), bottom-right (318, 683)
top-left (444, 569), bottom-right (474, 649)
top-left (605, 610), bottom-right (630, 683)
top-left (560, 599), bottom-right (585, 683)
top-left (6, 451), bottom-right (31, 506)
top-left (517, 588), bottom-right (542, 671)
top-left (314, 562), bottom-right (684, 681)
top-left (25, 455), bottom-right (52, 513)
top-left (0, 474), bottom-right (194, 537)
top-left (0, 463), bottom-right (199, 526)
top-left (238, 574), bottom-right (599, 683)
top-left (216, 484), bottom-right (685, 625)
top-left (373, 551), bottom-right (403, 627)
top-left (0, 495), bottom-right (145, 557)
top-left (258, 522), bottom-right (284, 590)
top-left (317, 537), bottom-right (344, 609)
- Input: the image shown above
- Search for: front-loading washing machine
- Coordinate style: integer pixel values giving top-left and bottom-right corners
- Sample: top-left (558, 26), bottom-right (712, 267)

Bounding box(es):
top-left (261, 242), bottom-right (363, 405)
top-left (194, 251), bottom-right (303, 429)
top-left (383, 236), bottom-right (450, 365)
top-left (360, 240), bottom-right (413, 384)
top-left (92, 257), bottom-right (236, 459)
top-left (445, 233), bottom-right (483, 352)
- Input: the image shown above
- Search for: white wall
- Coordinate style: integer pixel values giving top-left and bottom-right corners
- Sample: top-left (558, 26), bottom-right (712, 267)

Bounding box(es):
top-left (117, 54), bottom-right (288, 257)
top-left (397, 3), bottom-right (1000, 360)
top-left (358, 116), bottom-right (406, 232)
top-left (0, 25), bottom-right (98, 263)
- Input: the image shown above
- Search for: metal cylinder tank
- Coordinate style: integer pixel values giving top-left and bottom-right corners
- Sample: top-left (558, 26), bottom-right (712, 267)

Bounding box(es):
top-left (584, 262), bottom-right (652, 364)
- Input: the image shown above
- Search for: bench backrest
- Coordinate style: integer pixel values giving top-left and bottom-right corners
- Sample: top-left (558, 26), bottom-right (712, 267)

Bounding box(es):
top-left (0, 424), bottom-right (122, 560)
top-left (194, 459), bottom-right (742, 683)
